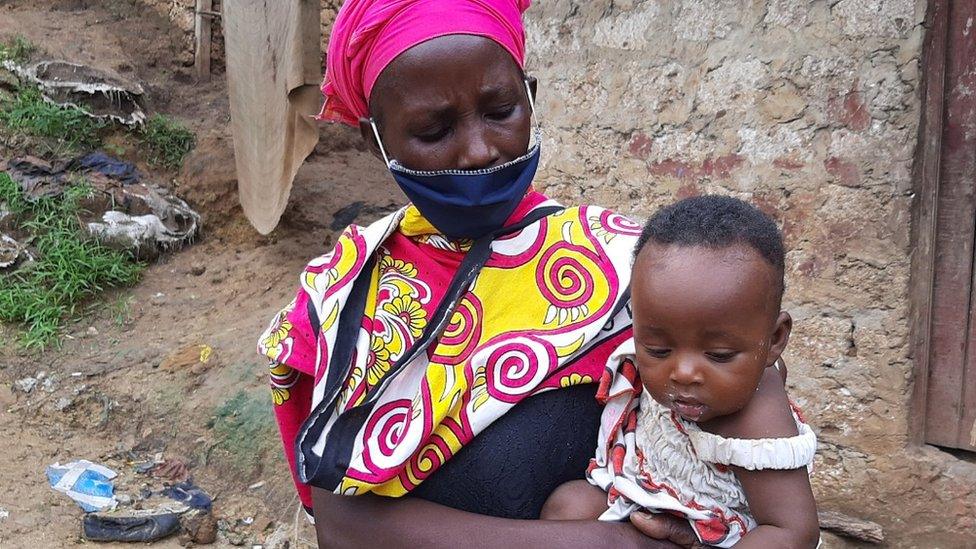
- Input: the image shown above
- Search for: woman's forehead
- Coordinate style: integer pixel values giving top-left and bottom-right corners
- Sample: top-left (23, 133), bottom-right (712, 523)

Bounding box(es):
top-left (369, 35), bottom-right (523, 112)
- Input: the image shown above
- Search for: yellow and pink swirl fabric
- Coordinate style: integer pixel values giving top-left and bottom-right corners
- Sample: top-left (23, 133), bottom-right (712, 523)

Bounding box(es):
top-left (258, 191), bottom-right (640, 507)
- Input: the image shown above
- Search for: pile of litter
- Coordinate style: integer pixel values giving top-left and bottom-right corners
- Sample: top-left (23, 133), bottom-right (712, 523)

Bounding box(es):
top-left (46, 457), bottom-right (217, 544)
top-left (2, 60), bottom-right (146, 125)
top-left (1, 151), bottom-right (199, 266)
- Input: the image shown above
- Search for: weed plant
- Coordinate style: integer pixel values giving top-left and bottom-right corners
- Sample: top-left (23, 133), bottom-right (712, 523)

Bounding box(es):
top-left (0, 172), bottom-right (143, 348)
top-left (0, 87), bottom-right (105, 155)
top-left (0, 36), bottom-right (34, 64)
top-left (139, 114), bottom-right (195, 170)
top-left (207, 389), bottom-right (278, 473)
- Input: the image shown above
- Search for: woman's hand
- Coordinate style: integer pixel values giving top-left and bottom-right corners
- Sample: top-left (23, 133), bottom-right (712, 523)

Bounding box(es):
top-left (631, 512), bottom-right (706, 548)
top-left (312, 487), bottom-right (700, 548)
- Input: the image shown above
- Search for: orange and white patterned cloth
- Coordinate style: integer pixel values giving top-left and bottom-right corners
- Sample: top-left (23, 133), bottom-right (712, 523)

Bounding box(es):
top-left (258, 192), bottom-right (640, 508)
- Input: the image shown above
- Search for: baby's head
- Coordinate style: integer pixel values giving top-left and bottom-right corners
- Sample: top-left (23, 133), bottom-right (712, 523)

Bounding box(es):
top-left (631, 195), bottom-right (791, 423)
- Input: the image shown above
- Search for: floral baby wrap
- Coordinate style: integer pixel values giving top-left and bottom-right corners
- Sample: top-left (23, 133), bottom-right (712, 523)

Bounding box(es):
top-left (258, 192), bottom-right (640, 508)
top-left (587, 339), bottom-right (818, 548)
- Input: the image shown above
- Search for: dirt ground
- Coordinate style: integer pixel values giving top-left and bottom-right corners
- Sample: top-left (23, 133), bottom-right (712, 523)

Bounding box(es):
top-left (0, 1), bottom-right (397, 546)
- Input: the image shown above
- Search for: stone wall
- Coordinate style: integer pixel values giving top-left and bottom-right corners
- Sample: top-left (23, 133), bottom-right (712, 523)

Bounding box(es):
top-left (153, 0), bottom-right (976, 544)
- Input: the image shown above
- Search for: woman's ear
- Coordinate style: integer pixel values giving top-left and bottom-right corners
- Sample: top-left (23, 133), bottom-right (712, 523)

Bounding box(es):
top-left (767, 311), bottom-right (792, 367)
top-left (526, 75), bottom-right (538, 103)
top-left (359, 117), bottom-right (385, 162)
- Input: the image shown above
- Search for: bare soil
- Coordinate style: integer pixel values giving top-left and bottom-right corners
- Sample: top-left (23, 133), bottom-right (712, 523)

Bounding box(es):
top-left (0, 1), bottom-right (397, 546)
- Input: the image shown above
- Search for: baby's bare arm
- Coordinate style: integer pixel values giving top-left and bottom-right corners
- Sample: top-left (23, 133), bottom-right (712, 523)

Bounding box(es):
top-left (733, 466), bottom-right (819, 548)
top-left (540, 480), bottom-right (609, 520)
top-left (707, 369), bottom-right (819, 548)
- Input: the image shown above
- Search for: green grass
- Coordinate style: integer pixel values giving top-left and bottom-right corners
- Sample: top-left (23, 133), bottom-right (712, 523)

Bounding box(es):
top-left (0, 172), bottom-right (143, 348)
top-left (0, 87), bottom-right (105, 155)
top-left (0, 36), bottom-right (34, 64)
top-left (106, 293), bottom-right (134, 327)
top-left (138, 114), bottom-right (195, 170)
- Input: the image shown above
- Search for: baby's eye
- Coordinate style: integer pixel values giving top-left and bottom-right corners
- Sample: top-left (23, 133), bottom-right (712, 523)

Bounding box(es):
top-left (643, 346), bottom-right (671, 359)
top-left (706, 351), bottom-right (737, 363)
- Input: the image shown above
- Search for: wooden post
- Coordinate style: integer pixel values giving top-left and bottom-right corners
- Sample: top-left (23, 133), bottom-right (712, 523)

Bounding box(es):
top-left (195, 0), bottom-right (213, 82)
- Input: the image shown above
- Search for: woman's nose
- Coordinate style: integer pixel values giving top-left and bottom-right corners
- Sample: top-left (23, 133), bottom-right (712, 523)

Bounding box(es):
top-left (669, 357), bottom-right (704, 386)
top-left (455, 122), bottom-right (500, 170)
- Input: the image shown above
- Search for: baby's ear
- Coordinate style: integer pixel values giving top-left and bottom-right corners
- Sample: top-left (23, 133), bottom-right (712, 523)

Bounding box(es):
top-left (768, 311), bottom-right (792, 367)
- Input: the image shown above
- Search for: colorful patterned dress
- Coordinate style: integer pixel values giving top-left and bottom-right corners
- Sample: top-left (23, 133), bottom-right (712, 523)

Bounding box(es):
top-left (258, 191), bottom-right (641, 510)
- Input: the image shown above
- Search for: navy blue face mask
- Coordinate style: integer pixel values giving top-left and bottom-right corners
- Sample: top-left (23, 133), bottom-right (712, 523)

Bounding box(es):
top-left (370, 81), bottom-right (540, 241)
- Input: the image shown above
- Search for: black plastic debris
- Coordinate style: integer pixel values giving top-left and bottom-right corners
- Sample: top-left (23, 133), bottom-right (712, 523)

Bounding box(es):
top-left (69, 151), bottom-right (141, 185)
top-left (162, 481), bottom-right (212, 512)
top-left (5, 156), bottom-right (66, 200)
top-left (82, 509), bottom-right (182, 543)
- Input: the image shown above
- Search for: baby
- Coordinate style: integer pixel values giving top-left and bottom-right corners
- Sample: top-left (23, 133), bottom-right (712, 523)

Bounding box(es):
top-left (542, 195), bottom-right (820, 548)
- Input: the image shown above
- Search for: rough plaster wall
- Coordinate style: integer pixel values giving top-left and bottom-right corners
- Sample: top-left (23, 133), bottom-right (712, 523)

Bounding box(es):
top-left (522, 0), bottom-right (975, 544)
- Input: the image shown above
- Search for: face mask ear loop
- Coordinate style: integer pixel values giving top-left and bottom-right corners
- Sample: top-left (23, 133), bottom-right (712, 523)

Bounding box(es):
top-left (524, 79), bottom-right (536, 117)
top-left (369, 118), bottom-right (392, 167)
top-left (524, 79), bottom-right (541, 149)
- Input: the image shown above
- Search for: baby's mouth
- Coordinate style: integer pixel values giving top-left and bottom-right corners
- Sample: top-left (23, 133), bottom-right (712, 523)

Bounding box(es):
top-left (670, 396), bottom-right (707, 421)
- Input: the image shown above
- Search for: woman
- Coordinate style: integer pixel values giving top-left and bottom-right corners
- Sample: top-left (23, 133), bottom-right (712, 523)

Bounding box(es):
top-left (259, 0), bottom-right (700, 546)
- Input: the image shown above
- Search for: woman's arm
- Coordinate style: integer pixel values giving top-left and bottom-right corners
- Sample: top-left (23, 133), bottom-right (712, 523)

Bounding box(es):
top-left (312, 487), bottom-right (699, 549)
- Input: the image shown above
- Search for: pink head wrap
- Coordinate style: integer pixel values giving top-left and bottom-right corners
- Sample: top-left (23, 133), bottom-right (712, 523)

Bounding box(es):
top-left (318, 0), bottom-right (531, 126)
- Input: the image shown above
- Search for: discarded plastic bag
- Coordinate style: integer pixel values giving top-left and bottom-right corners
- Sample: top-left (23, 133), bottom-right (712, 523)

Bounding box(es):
top-left (46, 460), bottom-right (117, 512)
top-left (69, 151), bottom-right (141, 185)
top-left (0, 232), bottom-right (31, 269)
top-left (4, 156), bottom-right (66, 200)
top-left (4, 154), bottom-right (200, 258)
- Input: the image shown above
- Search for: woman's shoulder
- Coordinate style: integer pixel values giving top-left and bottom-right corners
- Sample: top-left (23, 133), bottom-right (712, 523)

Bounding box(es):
top-left (548, 203), bottom-right (643, 252)
top-left (295, 207), bottom-right (408, 297)
top-left (559, 203), bottom-right (640, 225)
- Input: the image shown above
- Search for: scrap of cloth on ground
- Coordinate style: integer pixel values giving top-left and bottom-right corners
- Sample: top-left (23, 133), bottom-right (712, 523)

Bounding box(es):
top-left (586, 339), bottom-right (818, 548)
top-left (257, 191), bottom-right (641, 509)
top-left (223, 0), bottom-right (322, 234)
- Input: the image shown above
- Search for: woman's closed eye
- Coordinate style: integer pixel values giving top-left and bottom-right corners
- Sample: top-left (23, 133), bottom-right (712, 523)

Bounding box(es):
top-left (705, 350), bottom-right (737, 363)
top-left (414, 125), bottom-right (451, 143)
top-left (485, 104), bottom-right (516, 121)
